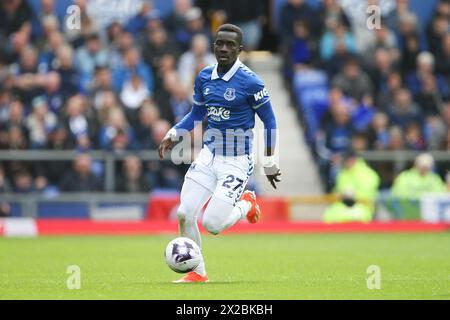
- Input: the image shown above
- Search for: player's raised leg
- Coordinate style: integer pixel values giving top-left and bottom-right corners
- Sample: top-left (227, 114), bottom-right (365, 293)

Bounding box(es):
top-left (201, 157), bottom-right (260, 235)
top-left (202, 193), bottom-right (258, 235)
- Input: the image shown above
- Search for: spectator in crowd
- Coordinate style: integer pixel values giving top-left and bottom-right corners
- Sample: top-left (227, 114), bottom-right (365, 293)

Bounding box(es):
top-left (34, 125), bottom-right (73, 188)
top-left (42, 71), bottom-right (64, 115)
top-left (387, 87), bottom-right (422, 130)
top-left (376, 71), bottom-right (403, 111)
top-left (283, 20), bottom-right (315, 79)
top-left (435, 33), bottom-right (450, 79)
top-left (404, 122), bottom-right (426, 150)
top-left (62, 95), bottom-right (96, 150)
top-left (423, 113), bottom-right (447, 150)
top-left (391, 153), bottom-right (446, 199)
top-left (89, 66), bottom-right (113, 109)
top-left (75, 33), bottom-right (109, 76)
top-left (427, 15), bottom-right (449, 58)
top-left (98, 108), bottom-right (136, 151)
top-left (164, 0), bottom-right (192, 34)
top-left (178, 34), bottom-right (216, 92)
top-left (333, 151), bottom-right (380, 207)
top-left (406, 51), bottom-right (450, 99)
top-left (323, 189), bottom-right (372, 223)
top-left (94, 89), bottom-right (122, 126)
top-left (108, 30), bottom-right (135, 68)
top-left (120, 73), bottom-right (151, 117)
top-left (363, 23), bottom-right (399, 64)
top-left (174, 7), bottom-right (212, 52)
top-left (25, 96), bottom-right (57, 149)
top-left (112, 47), bottom-right (154, 93)
top-left (317, 0), bottom-right (351, 38)
top-left (415, 72), bottom-right (446, 117)
top-left (210, 0), bottom-right (265, 51)
top-left (116, 155), bottom-right (151, 193)
top-left (162, 70), bottom-right (191, 123)
top-left (10, 45), bottom-right (46, 107)
top-left (396, 11), bottom-right (427, 53)
top-left (320, 20), bottom-right (357, 62)
top-left (53, 45), bottom-right (80, 101)
top-left (369, 47), bottom-right (396, 97)
top-left (12, 169), bottom-right (34, 193)
top-left (0, 164), bottom-right (12, 193)
top-left (1, 29), bottom-right (29, 64)
top-left (387, 126), bottom-right (405, 151)
top-left (60, 153), bottom-right (103, 192)
top-left (400, 34), bottom-right (421, 76)
top-left (0, 0), bottom-right (32, 38)
top-left (142, 27), bottom-right (180, 78)
top-left (279, 0), bottom-right (318, 43)
top-left (1, 99), bottom-right (27, 135)
top-left (367, 112), bottom-right (390, 150)
top-left (350, 133), bottom-right (369, 153)
top-left (125, 0), bottom-right (157, 36)
top-left (135, 101), bottom-right (160, 149)
top-left (38, 30), bottom-right (65, 72)
top-left (30, 0), bottom-right (61, 40)
top-left (331, 57), bottom-right (373, 103)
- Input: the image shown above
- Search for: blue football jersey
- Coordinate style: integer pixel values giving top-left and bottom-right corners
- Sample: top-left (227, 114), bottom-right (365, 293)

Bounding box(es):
top-left (192, 59), bottom-right (271, 156)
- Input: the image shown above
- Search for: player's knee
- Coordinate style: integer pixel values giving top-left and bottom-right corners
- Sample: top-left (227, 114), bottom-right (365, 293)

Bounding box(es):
top-left (177, 205), bottom-right (190, 223)
top-left (202, 217), bottom-right (221, 235)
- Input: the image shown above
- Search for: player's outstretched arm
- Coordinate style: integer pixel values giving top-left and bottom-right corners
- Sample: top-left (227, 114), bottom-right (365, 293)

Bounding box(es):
top-left (158, 105), bottom-right (207, 160)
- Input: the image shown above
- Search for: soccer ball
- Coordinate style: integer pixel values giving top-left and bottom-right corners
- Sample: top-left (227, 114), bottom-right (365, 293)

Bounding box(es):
top-left (164, 237), bottom-right (202, 273)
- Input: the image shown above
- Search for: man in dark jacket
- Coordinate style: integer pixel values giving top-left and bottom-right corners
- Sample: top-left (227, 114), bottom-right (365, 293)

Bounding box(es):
top-left (60, 153), bottom-right (103, 192)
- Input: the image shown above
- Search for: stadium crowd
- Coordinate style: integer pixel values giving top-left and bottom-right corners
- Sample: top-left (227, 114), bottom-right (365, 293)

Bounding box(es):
top-left (0, 0), bottom-right (449, 203)
top-left (280, 0), bottom-right (450, 191)
top-left (0, 0), bottom-right (267, 194)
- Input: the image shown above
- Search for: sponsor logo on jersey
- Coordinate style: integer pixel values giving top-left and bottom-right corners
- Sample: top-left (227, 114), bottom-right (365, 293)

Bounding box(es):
top-left (207, 106), bottom-right (230, 121)
top-left (224, 88), bottom-right (236, 101)
top-left (253, 88), bottom-right (269, 102)
top-left (204, 87), bottom-right (210, 95)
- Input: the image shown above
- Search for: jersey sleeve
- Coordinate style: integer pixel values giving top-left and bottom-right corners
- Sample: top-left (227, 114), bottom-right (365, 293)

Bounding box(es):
top-left (192, 73), bottom-right (205, 106)
top-left (247, 76), bottom-right (271, 110)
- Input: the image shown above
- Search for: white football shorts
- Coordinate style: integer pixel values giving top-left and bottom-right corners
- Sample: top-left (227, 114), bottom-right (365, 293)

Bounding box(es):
top-left (185, 147), bottom-right (254, 205)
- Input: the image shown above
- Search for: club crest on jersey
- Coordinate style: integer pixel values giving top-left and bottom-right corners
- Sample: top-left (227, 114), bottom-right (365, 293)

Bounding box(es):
top-left (224, 88), bottom-right (236, 101)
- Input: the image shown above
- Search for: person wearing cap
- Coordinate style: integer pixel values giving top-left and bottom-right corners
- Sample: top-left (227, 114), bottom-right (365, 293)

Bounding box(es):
top-left (391, 153), bottom-right (446, 199)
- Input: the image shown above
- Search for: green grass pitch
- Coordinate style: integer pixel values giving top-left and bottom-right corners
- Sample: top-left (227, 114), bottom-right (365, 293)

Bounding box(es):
top-left (1, 233), bottom-right (449, 299)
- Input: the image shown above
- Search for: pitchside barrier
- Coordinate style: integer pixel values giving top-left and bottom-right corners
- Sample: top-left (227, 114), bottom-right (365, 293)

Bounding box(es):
top-left (1, 191), bottom-right (450, 223)
top-left (0, 150), bottom-right (449, 222)
top-left (2, 192), bottom-right (450, 237)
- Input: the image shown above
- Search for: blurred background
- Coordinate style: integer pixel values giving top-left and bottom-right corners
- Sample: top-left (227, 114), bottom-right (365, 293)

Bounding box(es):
top-left (0, 0), bottom-right (449, 233)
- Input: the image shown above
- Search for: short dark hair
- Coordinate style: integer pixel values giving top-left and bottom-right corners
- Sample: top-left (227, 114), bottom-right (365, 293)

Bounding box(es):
top-left (216, 24), bottom-right (243, 45)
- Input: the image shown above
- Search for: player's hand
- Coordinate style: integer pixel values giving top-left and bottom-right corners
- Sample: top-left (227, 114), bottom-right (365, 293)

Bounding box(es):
top-left (159, 128), bottom-right (178, 160)
top-left (264, 164), bottom-right (281, 189)
top-left (158, 136), bottom-right (174, 160)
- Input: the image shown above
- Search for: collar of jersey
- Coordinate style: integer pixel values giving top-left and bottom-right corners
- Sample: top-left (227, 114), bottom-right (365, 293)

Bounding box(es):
top-left (211, 58), bottom-right (241, 81)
